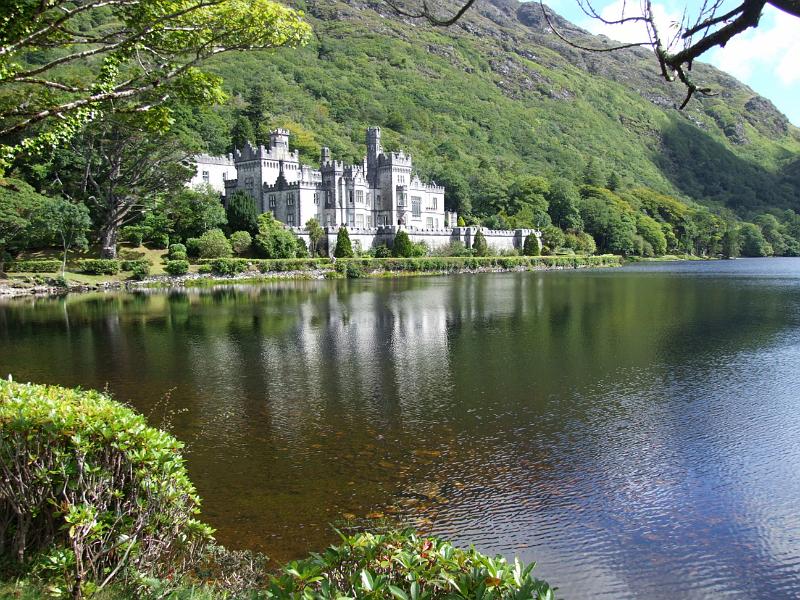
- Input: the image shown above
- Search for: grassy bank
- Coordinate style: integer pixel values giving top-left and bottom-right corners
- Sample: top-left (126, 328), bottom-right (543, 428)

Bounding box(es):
top-left (1, 254), bottom-right (622, 297)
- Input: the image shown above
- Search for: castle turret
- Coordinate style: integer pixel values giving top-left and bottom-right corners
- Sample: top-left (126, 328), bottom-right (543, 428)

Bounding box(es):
top-left (366, 127), bottom-right (381, 186)
top-left (321, 146), bottom-right (331, 165)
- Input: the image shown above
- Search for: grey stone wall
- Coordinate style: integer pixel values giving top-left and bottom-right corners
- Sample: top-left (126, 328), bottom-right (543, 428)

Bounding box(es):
top-left (289, 225), bottom-right (540, 257)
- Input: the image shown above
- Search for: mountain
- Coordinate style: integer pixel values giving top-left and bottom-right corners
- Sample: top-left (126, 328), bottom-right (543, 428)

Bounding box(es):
top-left (194, 0), bottom-right (800, 218)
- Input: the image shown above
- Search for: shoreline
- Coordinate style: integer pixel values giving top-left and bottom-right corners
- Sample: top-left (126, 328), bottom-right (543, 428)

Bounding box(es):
top-left (0, 254), bottom-right (622, 299)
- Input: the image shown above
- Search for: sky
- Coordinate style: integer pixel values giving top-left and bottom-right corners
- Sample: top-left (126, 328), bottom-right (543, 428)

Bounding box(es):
top-left (540, 0), bottom-right (800, 125)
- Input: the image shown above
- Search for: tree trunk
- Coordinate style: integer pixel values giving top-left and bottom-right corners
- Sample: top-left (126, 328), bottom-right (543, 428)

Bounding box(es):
top-left (100, 224), bottom-right (117, 259)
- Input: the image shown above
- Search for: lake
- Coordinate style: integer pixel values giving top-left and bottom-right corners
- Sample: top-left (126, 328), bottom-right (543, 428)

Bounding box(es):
top-left (2, 258), bottom-right (800, 598)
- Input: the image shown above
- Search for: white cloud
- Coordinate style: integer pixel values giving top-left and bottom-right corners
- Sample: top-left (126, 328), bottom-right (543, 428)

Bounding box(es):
top-left (710, 7), bottom-right (800, 87)
top-left (579, 0), bottom-right (684, 50)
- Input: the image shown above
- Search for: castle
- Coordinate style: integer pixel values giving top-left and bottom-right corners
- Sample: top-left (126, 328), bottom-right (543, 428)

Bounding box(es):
top-left (190, 127), bottom-right (456, 230)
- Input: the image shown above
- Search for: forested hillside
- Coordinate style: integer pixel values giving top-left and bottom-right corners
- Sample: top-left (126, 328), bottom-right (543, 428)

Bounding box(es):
top-left (192, 0), bottom-right (800, 220)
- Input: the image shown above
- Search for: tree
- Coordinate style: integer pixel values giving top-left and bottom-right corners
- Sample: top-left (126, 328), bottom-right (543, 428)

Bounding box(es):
top-left (636, 214), bottom-right (667, 256)
top-left (579, 188), bottom-right (637, 255)
top-left (305, 218), bottom-right (324, 257)
top-left (255, 212), bottom-right (299, 258)
top-left (507, 176), bottom-right (551, 228)
top-left (472, 229), bottom-right (489, 256)
top-left (0, 178), bottom-right (51, 272)
top-left (47, 116), bottom-right (194, 257)
top-left (333, 227), bottom-right (354, 258)
top-left (226, 191), bottom-right (259, 236)
top-left (541, 225), bottom-right (566, 250)
top-left (230, 230), bottom-right (252, 255)
top-left (230, 116), bottom-right (257, 151)
top-left (383, 0), bottom-right (800, 108)
top-left (40, 200), bottom-right (92, 274)
top-left (393, 230), bottom-right (414, 257)
top-left (196, 229), bottom-right (233, 258)
top-left (754, 214), bottom-right (788, 256)
top-left (523, 233), bottom-right (541, 256)
top-left (739, 222), bottom-right (773, 257)
top-left (0, 0), bottom-right (311, 168)
top-left (582, 158), bottom-right (606, 187)
top-left (547, 179), bottom-right (583, 231)
top-left (167, 185), bottom-right (228, 241)
top-left (721, 226), bottom-right (740, 259)
top-left (606, 172), bottom-right (622, 192)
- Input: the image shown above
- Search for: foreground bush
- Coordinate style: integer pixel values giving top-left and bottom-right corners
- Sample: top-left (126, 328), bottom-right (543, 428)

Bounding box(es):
top-left (76, 259), bottom-right (120, 275)
top-left (270, 529), bottom-right (555, 599)
top-left (0, 380), bottom-right (212, 598)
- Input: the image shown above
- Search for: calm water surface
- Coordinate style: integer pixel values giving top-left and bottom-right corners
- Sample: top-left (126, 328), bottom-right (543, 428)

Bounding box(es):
top-left (2, 258), bottom-right (800, 598)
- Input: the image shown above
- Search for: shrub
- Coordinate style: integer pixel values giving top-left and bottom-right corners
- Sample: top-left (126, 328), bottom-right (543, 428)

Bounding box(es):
top-left (5, 259), bottom-right (62, 273)
top-left (333, 227), bottom-right (354, 258)
top-left (120, 226), bottom-right (145, 247)
top-left (295, 237), bottom-right (309, 258)
top-left (149, 233), bottom-right (170, 249)
top-left (76, 258), bottom-right (120, 275)
top-left (255, 213), bottom-right (300, 259)
top-left (523, 233), bottom-right (541, 256)
top-left (185, 237), bottom-right (201, 258)
top-left (392, 230), bottom-right (414, 257)
top-left (457, 216), bottom-right (466, 227)
top-left (563, 231), bottom-right (597, 255)
top-left (208, 258), bottom-right (248, 275)
top-left (129, 262), bottom-right (151, 280)
top-left (196, 229), bottom-right (233, 259)
top-left (198, 264), bottom-right (213, 274)
top-left (0, 380), bottom-right (212, 597)
top-left (373, 244), bottom-right (391, 258)
top-left (164, 259), bottom-right (189, 275)
top-left (472, 229), bottom-right (489, 256)
top-left (168, 243), bottom-right (187, 258)
top-left (230, 231), bottom-right (252, 255)
top-left (270, 529), bottom-right (554, 599)
top-left (169, 250), bottom-right (188, 261)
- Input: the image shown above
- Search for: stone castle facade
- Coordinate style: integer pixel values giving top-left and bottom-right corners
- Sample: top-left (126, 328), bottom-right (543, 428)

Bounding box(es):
top-left (190, 127), bottom-right (456, 230)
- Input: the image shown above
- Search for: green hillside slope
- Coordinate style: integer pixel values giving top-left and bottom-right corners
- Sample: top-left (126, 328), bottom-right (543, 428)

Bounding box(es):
top-left (194, 0), bottom-right (800, 219)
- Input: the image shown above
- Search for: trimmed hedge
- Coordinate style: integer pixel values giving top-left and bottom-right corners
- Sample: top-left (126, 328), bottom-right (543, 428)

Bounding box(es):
top-left (0, 380), bottom-right (212, 596)
top-left (76, 258), bottom-right (120, 275)
top-left (120, 258), bottom-right (151, 271)
top-left (197, 257), bottom-right (332, 274)
top-left (5, 259), bottom-right (62, 273)
top-left (332, 255), bottom-right (621, 273)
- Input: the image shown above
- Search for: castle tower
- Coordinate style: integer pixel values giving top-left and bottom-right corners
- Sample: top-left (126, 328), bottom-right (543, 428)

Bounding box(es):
top-left (320, 146), bottom-right (331, 166)
top-left (366, 127), bottom-right (381, 186)
top-left (269, 128), bottom-right (290, 152)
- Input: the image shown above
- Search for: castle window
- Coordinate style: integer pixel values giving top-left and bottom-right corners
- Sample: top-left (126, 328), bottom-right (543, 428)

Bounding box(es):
top-left (202, 170), bottom-right (210, 183)
top-left (269, 195), bottom-right (276, 208)
top-left (245, 176), bottom-right (254, 187)
top-left (326, 214), bottom-right (333, 226)
top-left (412, 196), bottom-right (421, 218)
top-left (356, 214), bottom-right (364, 228)
top-left (347, 214), bottom-right (355, 227)
top-left (287, 193), bottom-right (294, 206)
top-left (287, 213), bottom-right (295, 225)
top-left (313, 192), bottom-right (319, 205)
top-left (356, 190), bottom-right (364, 204)
top-left (397, 192), bottom-right (406, 207)
top-left (431, 197), bottom-right (438, 210)
top-left (349, 190), bottom-right (354, 204)
top-left (426, 217), bottom-right (433, 228)
top-left (368, 215), bottom-right (374, 227)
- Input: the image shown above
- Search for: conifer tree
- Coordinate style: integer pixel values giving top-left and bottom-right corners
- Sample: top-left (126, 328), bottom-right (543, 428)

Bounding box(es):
top-left (392, 230), bottom-right (414, 257)
top-left (334, 227), bottom-right (354, 258)
top-left (226, 191), bottom-right (258, 236)
top-left (472, 229), bottom-right (489, 256)
top-left (523, 233), bottom-right (540, 256)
